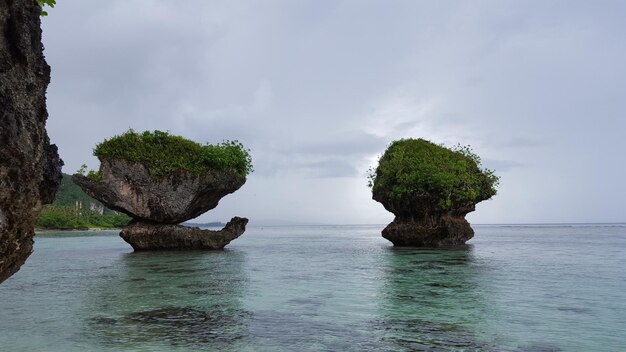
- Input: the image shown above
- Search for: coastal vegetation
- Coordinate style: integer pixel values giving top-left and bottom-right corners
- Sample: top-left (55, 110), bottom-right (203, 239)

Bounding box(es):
top-left (36, 174), bottom-right (130, 230)
top-left (89, 130), bottom-right (253, 178)
top-left (369, 138), bottom-right (499, 212)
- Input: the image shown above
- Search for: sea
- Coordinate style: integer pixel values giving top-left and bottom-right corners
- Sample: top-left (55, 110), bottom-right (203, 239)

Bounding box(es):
top-left (0, 224), bottom-right (624, 351)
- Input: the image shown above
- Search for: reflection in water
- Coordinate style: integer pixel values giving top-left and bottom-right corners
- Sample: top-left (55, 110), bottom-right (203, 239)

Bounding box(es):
top-left (80, 250), bottom-right (250, 350)
top-left (376, 246), bottom-right (494, 351)
top-left (1, 226), bottom-right (618, 351)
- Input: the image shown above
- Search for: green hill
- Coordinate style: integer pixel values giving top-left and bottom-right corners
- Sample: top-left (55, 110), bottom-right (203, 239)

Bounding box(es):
top-left (53, 173), bottom-right (99, 206)
top-left (36, 174), bottom-right (130, 230)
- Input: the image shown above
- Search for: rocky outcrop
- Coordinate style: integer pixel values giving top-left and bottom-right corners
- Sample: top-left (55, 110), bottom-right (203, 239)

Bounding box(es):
top-left (381, 215), bottom-right (474, 247)
top-left (73, 160), bottom-right (246, 224)
top-left (375, 194), bottom-right (477, 247)
top-left (73, 159), bottom-right (247, 250)
top-left (0, 0), bottom-right (63, 283)
top-left (120, 217), bottom-right (248, 251)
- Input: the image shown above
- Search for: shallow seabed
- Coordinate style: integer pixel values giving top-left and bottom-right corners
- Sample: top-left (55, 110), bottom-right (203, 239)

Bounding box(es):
top-left (1, 224), bottom-right (625, 351)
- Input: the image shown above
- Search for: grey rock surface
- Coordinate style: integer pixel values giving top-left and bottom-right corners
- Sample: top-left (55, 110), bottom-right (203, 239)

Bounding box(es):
top-left (375, 193), bottom-right (478, 247)
top-left (382, 215), bottom-right (474, 247)
top-left (0, 0), bottom-right (62, 283)
top-left (74, 159), bottom-right (248, 250)
top-left (120, 217), bottom-right (248, 250)
top-left (73, 159), bottom-right (245, 224)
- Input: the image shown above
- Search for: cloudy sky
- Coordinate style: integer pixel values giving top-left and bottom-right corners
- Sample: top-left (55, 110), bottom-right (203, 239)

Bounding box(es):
top-left (41, 1), bottom-right (626, 225)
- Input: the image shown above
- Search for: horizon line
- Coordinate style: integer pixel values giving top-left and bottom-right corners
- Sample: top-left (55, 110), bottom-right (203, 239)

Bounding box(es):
top-left (193, 221), bottom-right (626, 227)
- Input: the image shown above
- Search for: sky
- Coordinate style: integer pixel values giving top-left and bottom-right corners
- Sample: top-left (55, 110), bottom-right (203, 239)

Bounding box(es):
top-left (41, 0), bottom-right (626, 225)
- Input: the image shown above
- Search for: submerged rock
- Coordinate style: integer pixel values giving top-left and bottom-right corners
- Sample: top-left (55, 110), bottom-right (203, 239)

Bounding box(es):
top-left (120, 217), bottom-right (248, 251)
top-left (0, 0), bottom-right (63, 283)
top-left (72, 159), bottom-right (246, 224)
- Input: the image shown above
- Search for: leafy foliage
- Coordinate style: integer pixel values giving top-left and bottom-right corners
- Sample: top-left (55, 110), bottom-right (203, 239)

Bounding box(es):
top-left (36, 0), bottom-right (56, 16)
top-left (92, 130), bottom-right (253, 178)
top-left (369, 138), bottom-right (499, 211)
top-left (75, 164), bottom-right (102, 182)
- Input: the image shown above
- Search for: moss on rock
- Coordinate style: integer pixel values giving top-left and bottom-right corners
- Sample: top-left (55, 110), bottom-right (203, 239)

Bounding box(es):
top-left (92, 130), bottom-right (253, 178)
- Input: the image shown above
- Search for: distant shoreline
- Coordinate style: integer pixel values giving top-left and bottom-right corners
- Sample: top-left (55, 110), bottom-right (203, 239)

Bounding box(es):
top-left (34, 222), bottom-right (626, 234)
top-left (35, 227), bottom-right (122, 233)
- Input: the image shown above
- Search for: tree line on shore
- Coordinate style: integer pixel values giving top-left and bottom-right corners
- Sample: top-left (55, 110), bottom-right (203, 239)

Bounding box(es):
top-left (36, 174), bottom-right (130, 230)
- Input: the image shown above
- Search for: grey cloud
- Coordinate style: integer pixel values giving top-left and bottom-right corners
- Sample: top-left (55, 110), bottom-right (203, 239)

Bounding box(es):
top-left (485, 136), bottom-right (547, 149)
top-left (287, 131), bottom-right (387, 156)
top-left (42, 0), bottom-right (626, 224)
top-left (482, 159), bottom-right (525, 173)
top-left (293, 159), bottom-right (359, 178)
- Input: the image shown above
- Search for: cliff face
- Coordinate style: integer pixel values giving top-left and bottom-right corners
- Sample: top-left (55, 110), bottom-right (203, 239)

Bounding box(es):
top-left (73, 159), bottom-right (248, 250)
top-left (0, 0), bottom-right (63, 283)
top-left (73, 159), bottom-right (246, 224)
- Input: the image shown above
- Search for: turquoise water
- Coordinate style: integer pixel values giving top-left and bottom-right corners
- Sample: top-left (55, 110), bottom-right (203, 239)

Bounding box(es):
top-left (1, 225), bottom-right (625, 351)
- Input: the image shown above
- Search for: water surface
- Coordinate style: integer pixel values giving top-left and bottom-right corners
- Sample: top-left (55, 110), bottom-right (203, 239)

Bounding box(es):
top-left (1, 224), bottom-right (624, 351)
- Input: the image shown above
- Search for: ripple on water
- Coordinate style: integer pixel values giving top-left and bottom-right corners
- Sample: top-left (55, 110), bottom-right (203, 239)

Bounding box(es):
top-left (1, 225), bottom-right (624, 351)
top-left (88, 306), bottom-right (251, 349)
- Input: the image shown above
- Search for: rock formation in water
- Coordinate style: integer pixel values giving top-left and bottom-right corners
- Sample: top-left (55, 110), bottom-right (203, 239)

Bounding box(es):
top-left (376, 203), bottom-right (477, 247)
top-left (73, 130), bottom-right (251, 250)
top-left (0, 1), bottom-right (63, 283)
top-left (120, 217), bottom-right (248, 251)
top-left (369, 139), bottom-right (498, 247)
top-left (73, 160), bottom-right (248, 250)
top-left (73, 160), bottom-right (246, 224)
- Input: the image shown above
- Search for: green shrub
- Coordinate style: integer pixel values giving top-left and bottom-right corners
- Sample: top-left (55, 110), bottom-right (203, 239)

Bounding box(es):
top-left (92, 130), bottom-right (253, 177)
top-left (369, 138), bottom-right (499, 211)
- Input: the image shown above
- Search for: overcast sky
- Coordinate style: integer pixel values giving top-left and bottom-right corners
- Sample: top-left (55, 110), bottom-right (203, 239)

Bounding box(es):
top-left (41, 1), bottom-right (626, 225)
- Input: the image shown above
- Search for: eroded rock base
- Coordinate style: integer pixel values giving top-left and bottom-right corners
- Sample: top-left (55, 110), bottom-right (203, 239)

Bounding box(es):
top-left (382, 216), bottom-right (474, 247)
top-left (120, 217), bottom-right (248, 251)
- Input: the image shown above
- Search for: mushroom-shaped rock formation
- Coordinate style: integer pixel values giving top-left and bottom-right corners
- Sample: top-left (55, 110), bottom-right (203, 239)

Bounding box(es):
top-left (369, 139), bottom-right (498, 247)
top-left (73, 130), bottom-right (252, 250)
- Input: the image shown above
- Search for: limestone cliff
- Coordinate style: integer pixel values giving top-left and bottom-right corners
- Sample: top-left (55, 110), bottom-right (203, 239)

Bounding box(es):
top-left (0, 0), bottom-right (62, 283)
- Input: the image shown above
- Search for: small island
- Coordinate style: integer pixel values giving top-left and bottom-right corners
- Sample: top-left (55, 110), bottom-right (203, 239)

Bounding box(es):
top-left (369, 139), bottom-right (499, 247)
top-left (73, 130), bottom-right (253, 250)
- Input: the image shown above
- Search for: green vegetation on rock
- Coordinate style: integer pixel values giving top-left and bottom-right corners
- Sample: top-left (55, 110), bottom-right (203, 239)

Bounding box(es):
top-left (368, 138), bottom-right (499, 211)
top-left (36, 0), bottom-right (55, 16)
top-left (91, 130), bottom-right (253, 178)
top-left (36, 174), bottom-right (130, 230)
